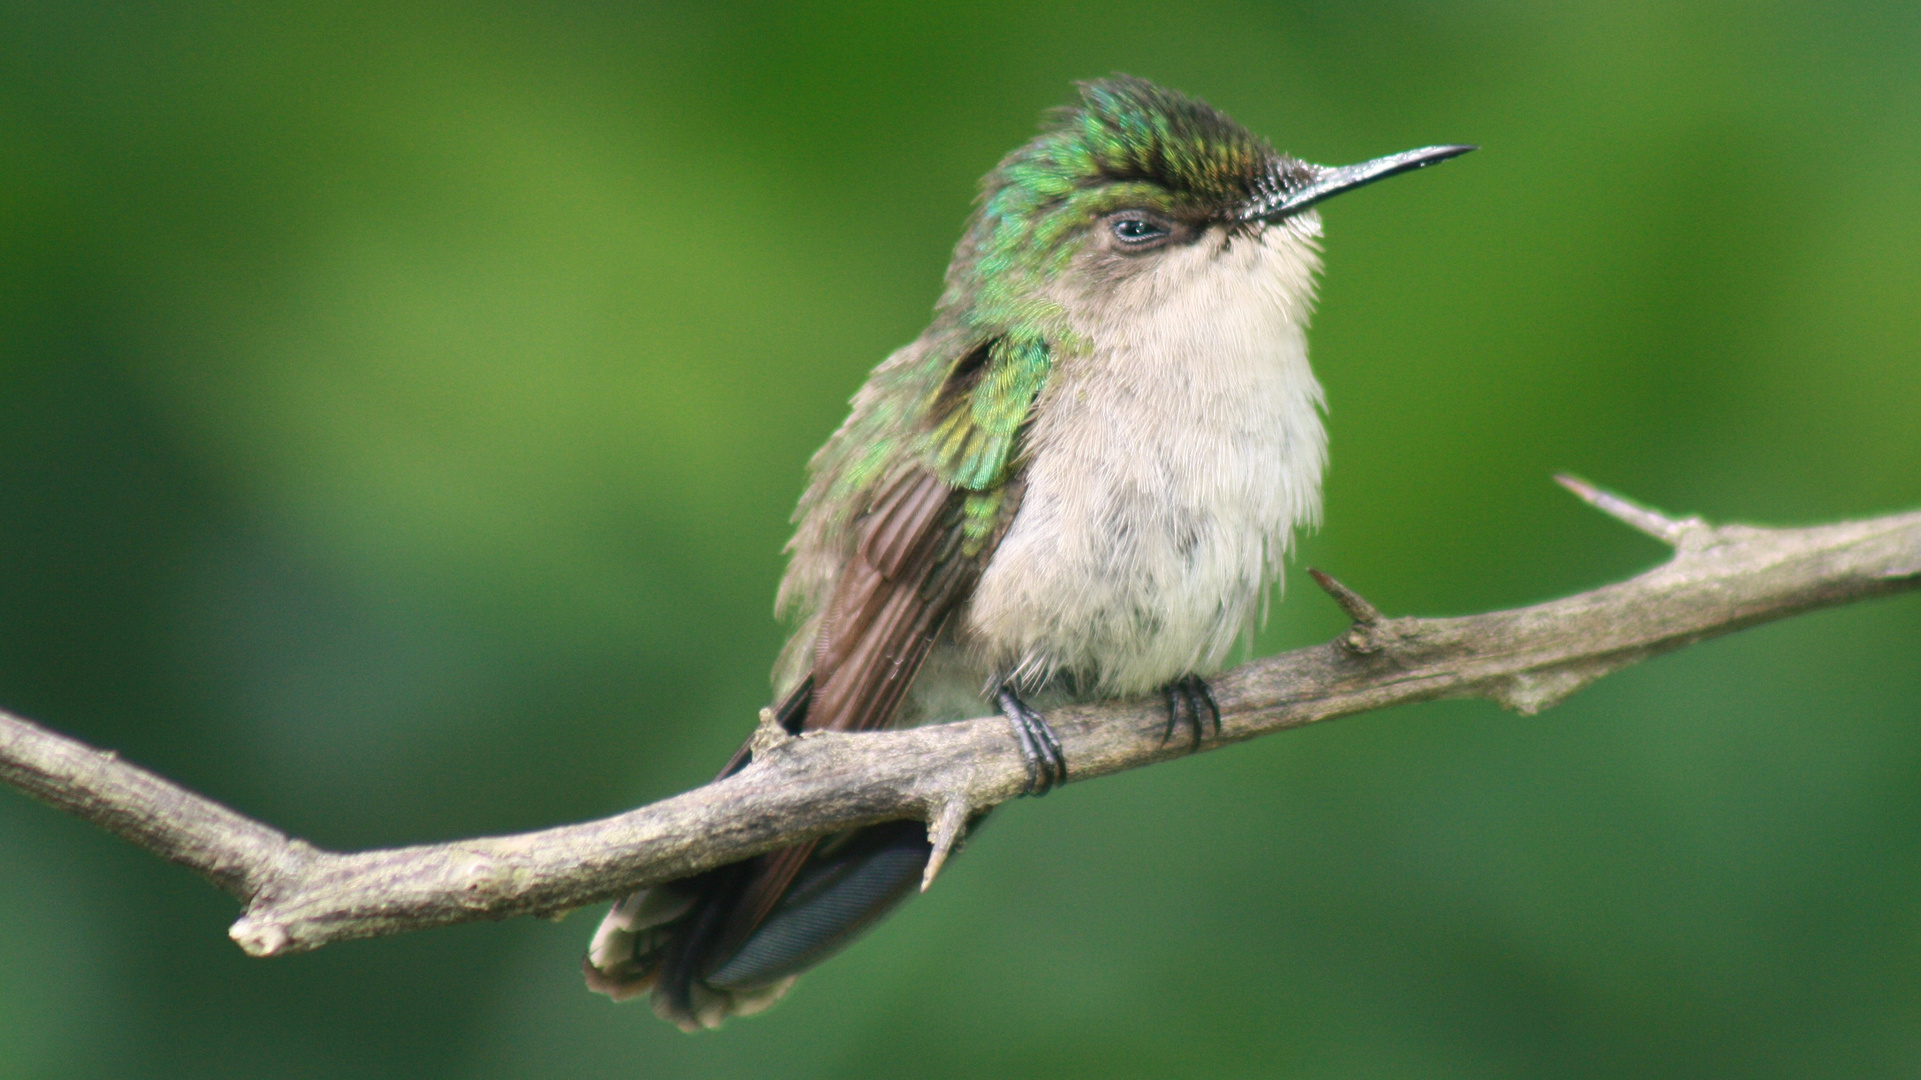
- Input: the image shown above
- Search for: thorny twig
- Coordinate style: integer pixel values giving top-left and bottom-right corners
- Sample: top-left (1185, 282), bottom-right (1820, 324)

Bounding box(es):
top-left (0, 480), bottom-right (1916, 957)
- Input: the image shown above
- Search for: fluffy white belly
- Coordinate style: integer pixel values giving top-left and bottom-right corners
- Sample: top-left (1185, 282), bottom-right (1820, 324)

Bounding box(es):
top-left (957, 226), bottom-right (1328, 698)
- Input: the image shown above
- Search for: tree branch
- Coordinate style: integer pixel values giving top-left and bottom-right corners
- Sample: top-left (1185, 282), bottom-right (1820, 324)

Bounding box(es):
top-left (2, 483), bottom-right (1917, 958)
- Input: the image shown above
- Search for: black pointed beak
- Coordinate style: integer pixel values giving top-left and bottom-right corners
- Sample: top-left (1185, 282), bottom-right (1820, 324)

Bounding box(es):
top-left (1243, 144), bottom-right (1476, 222)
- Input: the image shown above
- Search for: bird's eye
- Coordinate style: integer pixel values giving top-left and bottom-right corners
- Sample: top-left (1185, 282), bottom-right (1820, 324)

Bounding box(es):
top-left (1109, 215), bottom-right (1172, 247)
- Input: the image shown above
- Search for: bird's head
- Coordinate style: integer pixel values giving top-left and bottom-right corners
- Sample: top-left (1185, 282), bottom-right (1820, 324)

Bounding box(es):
top-left (942, 75), bottom-right (1470, 337)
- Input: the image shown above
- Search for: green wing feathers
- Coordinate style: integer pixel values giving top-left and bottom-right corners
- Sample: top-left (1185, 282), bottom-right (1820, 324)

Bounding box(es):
top-left (781, 329), bottom-right (1054, 647)
top-left (927, 333), bottom-right (1049, 490)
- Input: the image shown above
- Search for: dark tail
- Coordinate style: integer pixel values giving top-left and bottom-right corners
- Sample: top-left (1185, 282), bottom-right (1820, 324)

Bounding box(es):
top-left (587, 470), bottom-right (1001, 1027)
top-left (585, 678), bottom-right (965, 1030)
top-left (585, 819), bottom-right (936, 1029)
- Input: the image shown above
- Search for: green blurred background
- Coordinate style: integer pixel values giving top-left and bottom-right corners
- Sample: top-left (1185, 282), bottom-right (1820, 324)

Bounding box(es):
top-left (1, 1), bottom-right (1918, 1076)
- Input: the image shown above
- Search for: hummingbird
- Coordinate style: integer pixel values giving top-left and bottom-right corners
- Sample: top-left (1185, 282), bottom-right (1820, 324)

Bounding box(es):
top-left (584, 75), bottom-right (1470, 1030)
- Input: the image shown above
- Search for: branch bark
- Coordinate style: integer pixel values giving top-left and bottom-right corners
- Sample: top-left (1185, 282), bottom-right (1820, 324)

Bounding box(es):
top-left (1, 482), bottom-right (1917, 958)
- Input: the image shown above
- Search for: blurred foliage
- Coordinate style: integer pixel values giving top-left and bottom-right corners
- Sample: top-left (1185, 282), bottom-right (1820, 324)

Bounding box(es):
top-left (1, 1), bottom-right (1919, 1076)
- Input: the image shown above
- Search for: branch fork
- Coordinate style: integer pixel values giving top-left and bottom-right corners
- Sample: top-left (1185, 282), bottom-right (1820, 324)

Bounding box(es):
top-left (1555, 473), bottom-right (1706, 547)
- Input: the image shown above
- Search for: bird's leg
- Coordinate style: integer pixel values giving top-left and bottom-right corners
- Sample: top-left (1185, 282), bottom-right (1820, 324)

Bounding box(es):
top-left (1160, 674), bottom-right (1220, 752)
top-left (996, 686), bottom-right (1068, 797)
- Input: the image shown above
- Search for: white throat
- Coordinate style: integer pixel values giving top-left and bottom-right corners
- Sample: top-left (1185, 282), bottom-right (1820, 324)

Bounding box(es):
top-left (959, 218), bottom-right (1330, 697)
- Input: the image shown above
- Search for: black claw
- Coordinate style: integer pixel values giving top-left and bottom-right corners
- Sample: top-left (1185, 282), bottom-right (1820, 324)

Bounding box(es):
top-left (1159, 674), bottom-right (1219, 753)
top-left (997, 686), bottom-right (1068, 797)
top-left (1032, 706), bottom-right (1067, 774)
top-left (1181, 681), bottom-right (1203, 751)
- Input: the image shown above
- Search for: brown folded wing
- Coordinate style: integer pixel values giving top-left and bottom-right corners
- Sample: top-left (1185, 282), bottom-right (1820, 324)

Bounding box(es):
top-left (704, 466), bottom-right (1012, 963)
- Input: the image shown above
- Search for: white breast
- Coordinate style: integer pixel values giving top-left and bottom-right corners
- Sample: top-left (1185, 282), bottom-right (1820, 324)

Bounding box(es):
top-left (959, 220), bottom-right (1328, 697)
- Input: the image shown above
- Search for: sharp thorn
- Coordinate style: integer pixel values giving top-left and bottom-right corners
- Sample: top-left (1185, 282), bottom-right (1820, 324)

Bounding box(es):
top-left (748, 706), bottom-right (795, 758)
top-left (1306, 568), bottom-right (1384, 625)
top-left (1553, 474), bottom-right (1690, 545)
top-left (922, 799), bottom-right (970, 892)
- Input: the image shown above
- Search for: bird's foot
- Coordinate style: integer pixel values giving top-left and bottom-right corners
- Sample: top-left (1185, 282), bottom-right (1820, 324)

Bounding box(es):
top-left (997, 686), bottom-right (1067, 797)
top-left (1161, 674), bottom-right (1220, 752)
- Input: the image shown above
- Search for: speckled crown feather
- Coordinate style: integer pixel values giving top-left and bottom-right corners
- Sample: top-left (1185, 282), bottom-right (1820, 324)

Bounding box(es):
top-left (1001, 75), bottom-right (1288, 210)
top-left (941, 76), bottom-right (1303, 328)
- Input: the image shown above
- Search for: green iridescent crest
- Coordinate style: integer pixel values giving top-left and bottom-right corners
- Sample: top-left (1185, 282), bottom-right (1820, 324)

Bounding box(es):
top-left (960, 75), bottom-right (1282, 305)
